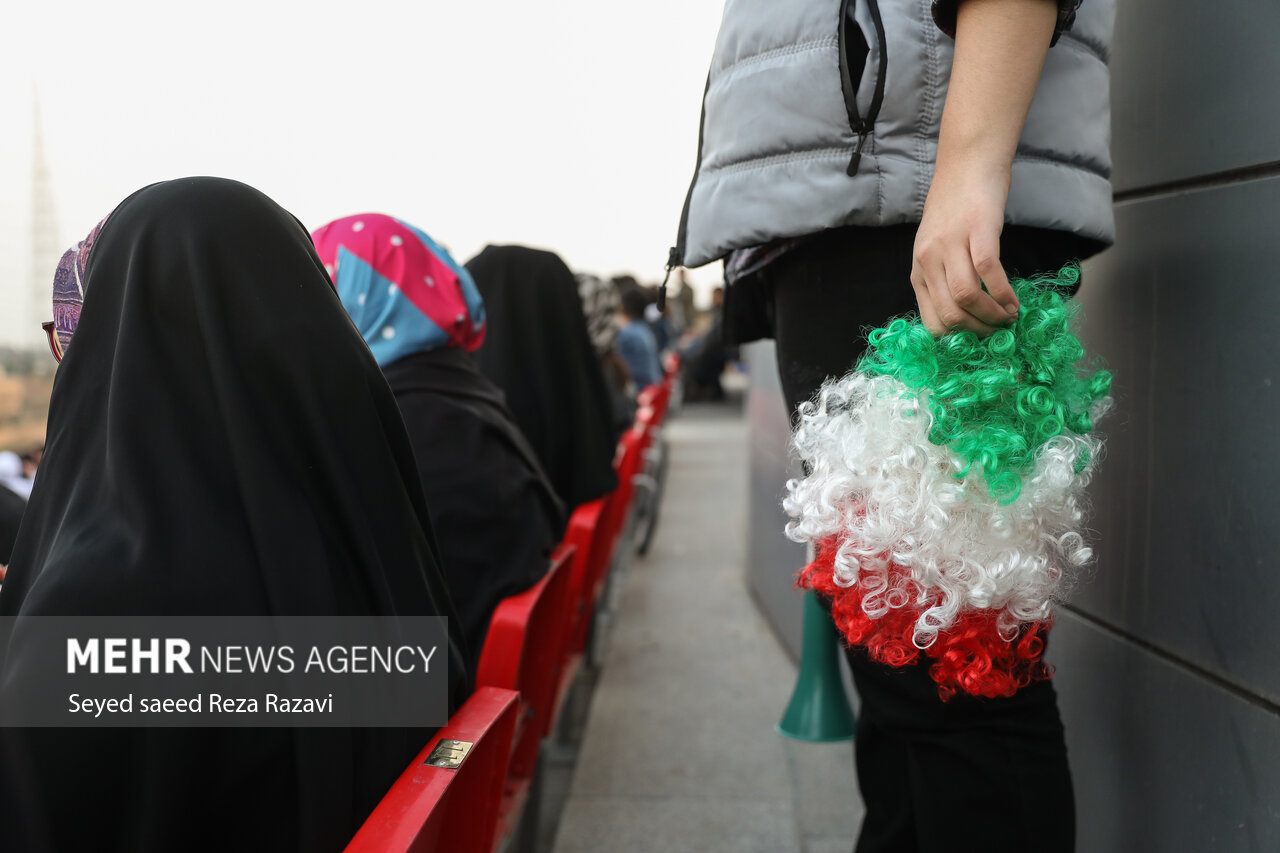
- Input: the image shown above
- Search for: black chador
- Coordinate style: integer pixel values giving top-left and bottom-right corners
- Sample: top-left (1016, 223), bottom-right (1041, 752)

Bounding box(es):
top-left (0, 178), bottom-right (468, 852)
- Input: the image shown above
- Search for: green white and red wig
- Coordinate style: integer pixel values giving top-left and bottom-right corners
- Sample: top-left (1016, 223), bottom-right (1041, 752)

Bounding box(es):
top-left (784, 267), bottom-right (1112, 699)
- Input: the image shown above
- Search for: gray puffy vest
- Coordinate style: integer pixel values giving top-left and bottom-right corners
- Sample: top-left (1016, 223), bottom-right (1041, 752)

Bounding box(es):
top-left (673, 0), bottom-right (1115, 269)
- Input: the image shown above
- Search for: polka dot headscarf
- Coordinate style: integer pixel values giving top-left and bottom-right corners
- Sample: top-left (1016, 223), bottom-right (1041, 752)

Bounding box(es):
top-left (311, 214), bottom-right (486, 366)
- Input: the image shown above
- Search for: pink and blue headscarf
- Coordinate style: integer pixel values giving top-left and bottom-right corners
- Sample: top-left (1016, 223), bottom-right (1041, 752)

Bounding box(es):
top-left (311, 214), bottom-right (485, 366)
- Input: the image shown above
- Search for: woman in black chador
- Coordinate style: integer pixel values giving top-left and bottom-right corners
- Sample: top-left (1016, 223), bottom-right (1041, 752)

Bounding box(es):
top-left (0, 177), bottom-right (468, 852)
top-left (312, 214), bottom-right (565, 675)
top-left (465, 245), bottom-right (618, 512)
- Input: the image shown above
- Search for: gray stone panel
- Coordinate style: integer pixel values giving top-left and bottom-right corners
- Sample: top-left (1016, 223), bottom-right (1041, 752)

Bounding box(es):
top-left (1110, 1), bottom-right (1280, 193)
top-left (1050, 611), bottom-right (1280, 852)
top-left (744, 340), bottom-right (808, 661)
top-left (1074, 175), bottom-right (1280, 703)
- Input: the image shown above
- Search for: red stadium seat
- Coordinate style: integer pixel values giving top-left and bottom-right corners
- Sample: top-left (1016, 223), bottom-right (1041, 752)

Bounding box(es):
top-left (348, 366), bottom-right (681, 853)
top-left (656, 383), bottom-right (672, 424)
top-left (474, 543), bottom-right (577, 844)
top-left (562, 498), bottom-right (611, 658)
top-left (659, 352), bottom-right (681, 417)
top-left (662, 351), bottom-right (681, 377)
top-left (476, 543), bottom-right (576, 775)
top-left (631, 391), bottom-right (670, 558)
top-left (346, 686), bottom-right (520, 853)
top-left (636, 384), bottom-right (660, 412)
top-left (591, 425), bottom-right (649, 584)
top-left (636, 381), bottom-right (670, 433)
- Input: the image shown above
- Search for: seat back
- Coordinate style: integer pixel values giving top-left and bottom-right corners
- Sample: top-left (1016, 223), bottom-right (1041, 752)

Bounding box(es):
top-left (653, 379), bottom-right (672, 424)
top-left (636, 384), bottom-right (660, 413)
top-left (599, 425), bottom-right (649, 568)
top-left (474, 543), bottom-right (576, 780)
top-left (662, 351), bottom-right (681, 377)
top-left (562, 497), bottom-right (610, 657)
top-left (345, 686), bottom-right (520, 853)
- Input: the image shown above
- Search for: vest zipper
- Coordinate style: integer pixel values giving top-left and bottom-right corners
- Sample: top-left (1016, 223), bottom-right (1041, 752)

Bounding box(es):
top-left (839, 0), bottom-right (888, 177)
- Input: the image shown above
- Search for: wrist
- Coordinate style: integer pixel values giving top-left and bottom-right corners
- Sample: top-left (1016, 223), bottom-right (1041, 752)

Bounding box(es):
top-left (935, 120), bottom-right (1017, 175)
top-left (931, 144), bottom-right (1012, 199)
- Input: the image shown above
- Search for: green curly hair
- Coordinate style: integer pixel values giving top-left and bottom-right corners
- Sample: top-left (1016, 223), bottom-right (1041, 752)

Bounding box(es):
top-left (859, 265), bottom-right (1112, 504)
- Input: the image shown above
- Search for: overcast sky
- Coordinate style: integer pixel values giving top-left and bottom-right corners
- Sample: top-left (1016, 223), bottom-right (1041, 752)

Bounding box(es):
top-left (0, 0), bottom-right (726, 348)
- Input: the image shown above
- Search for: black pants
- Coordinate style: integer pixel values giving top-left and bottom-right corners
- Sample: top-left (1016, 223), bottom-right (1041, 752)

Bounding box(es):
top-left (765, 224), bottom-right (1079, 853)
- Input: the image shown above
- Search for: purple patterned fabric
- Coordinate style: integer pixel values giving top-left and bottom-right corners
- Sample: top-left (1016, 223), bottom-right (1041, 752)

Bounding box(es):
top-left (51, 214), bottom-right (111, 355)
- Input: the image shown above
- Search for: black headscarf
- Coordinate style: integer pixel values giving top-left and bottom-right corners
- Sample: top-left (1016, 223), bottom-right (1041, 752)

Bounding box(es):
top-left (465, 246), bottom-right (618, 511)
top-left (0, 178), bottom-right (467, 852)
top-left (382, 347), bottom-right (566, 673)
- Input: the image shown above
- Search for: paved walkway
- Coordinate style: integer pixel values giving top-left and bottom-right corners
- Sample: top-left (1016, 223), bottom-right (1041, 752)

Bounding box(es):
top-left (551, 404), bottom-right (863, 853)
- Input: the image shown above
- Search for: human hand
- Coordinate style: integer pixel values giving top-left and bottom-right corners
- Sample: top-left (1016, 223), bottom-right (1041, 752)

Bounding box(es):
top-left (910, 161), bottom-right (1019, 337)
top-left (910, 0), bottom-right (1058, 337)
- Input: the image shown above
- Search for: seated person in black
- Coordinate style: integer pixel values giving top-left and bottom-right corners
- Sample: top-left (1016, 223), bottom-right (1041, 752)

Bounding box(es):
top-left (0, 178), bottom-right (468, 852)
top-left (313, 214), bottom-right (566, 675)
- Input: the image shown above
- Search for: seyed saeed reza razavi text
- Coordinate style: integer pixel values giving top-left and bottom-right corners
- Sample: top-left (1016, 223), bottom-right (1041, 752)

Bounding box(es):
top-left (69, 691), bottom-right (335, 717)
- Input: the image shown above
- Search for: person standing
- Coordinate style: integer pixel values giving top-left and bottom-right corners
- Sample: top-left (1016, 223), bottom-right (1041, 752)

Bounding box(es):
top-left (617, 286), bottom-right (664, 392)
top-left (670, 1), bottom-right (1114, 850)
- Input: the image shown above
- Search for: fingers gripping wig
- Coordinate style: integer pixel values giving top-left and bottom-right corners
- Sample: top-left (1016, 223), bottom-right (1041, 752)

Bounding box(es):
top-left (784, 267), bottom-right (1112, 699)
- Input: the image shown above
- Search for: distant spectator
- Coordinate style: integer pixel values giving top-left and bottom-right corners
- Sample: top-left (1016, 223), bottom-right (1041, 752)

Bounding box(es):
top-left (617, 286), bottom-right (663, 392)
top-left (19, 447), bottom-right (41, 481)
top-left (680, 287), bottom-right (730, 402)
top-left (313, 213), bottom-right (566, 676)
top-left (579, 273), bottom-right (622, 356)
top-left (0, 451), bottom-right (28, 565)
top-left (644, 294), bottom-right (674, 353)
top-left (578, 273), bottom-right (637, 438)
top-left (466, 245), bottom-right (619, 511)
top-left (0, 452), bottom-right (32, 500)
top-left (670, 269), bottom-right (697, 335)
top-left (0, 481), bottom-right (22, 565)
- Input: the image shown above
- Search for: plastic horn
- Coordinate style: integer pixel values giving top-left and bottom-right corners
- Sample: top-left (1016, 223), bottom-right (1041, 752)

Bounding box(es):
top-left (776, 589), bottom-right (857, 742)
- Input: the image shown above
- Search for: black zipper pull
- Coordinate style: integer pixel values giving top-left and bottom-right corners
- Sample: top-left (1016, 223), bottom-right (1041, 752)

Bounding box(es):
top-left (847, 130), bottom-right (868, 177)
top-left (658, 246), bottom-right (679, 311)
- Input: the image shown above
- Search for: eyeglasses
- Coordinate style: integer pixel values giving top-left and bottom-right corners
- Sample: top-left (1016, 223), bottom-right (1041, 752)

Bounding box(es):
top-left (41, 321), bottom-right (64, 363)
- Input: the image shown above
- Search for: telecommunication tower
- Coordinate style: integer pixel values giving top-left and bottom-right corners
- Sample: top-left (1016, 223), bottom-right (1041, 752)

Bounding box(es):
top-left (29, 92), bottom-right (60, 351)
